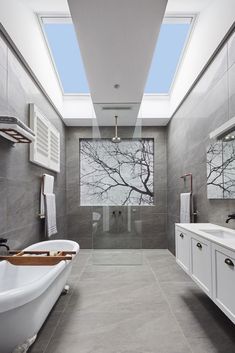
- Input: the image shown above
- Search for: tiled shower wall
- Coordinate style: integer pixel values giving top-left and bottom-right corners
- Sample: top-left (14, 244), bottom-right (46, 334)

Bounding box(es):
top-left (0, 34), bottom-right (67, 249)
top-left (66, 126), bottom-right (167, 249)
top-left (167, 30), bottom-right (235, 254)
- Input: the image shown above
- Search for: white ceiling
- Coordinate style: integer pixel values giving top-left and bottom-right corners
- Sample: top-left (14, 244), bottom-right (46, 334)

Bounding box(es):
top-left (20, 0), bottom-right (215, 126)
top-left (166, 0), bottom-right (212, 12)
top-left (22, 0), bottom-right (213, 17)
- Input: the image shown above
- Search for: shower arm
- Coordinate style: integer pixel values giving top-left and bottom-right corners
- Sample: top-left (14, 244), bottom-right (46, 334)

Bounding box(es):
top-left (115, 115), bottom-right (118, 138)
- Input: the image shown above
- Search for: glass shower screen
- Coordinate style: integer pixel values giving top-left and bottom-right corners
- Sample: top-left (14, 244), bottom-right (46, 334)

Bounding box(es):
top-left (81, 116), bottom-right (145, 265)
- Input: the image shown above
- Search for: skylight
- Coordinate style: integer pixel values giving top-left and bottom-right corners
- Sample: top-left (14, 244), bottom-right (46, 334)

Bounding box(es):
top-left (145, 17), bottom-right (193, 94)
top-left (41, 17), bottom-right (89, 94)
top-left (41, 16), bottom-right (193, 96)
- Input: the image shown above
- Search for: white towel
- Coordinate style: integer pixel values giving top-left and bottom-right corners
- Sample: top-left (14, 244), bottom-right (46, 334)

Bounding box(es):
top-left (180, 193), bottom-right (191, 223)
top-left (40, 174), bottom-right (54, 218)
top-left (45, 193), bottom-right (57, 238)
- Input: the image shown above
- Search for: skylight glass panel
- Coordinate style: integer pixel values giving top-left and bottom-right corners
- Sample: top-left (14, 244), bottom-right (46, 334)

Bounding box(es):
top-left (42, 19), bottom-right (89, 94)
top-left (145, 18), bottom-right (192, 94)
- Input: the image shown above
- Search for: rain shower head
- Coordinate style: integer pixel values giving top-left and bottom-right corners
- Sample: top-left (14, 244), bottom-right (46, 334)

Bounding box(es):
top-left (111, 136), bottom-right (121, 143)
top-left (112, 115), bottom-right (121, 143)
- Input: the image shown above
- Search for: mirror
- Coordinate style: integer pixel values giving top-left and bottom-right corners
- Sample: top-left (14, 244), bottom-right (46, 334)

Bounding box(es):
top-left (207, 131), bottom-right (235, 199)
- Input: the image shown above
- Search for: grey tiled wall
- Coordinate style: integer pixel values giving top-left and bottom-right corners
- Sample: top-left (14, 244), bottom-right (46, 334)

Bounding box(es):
top-left (66, 126), bottom-right (167, 249)
top-left (167, 30), bottom-right (235, 254)
top-left (0, 35), bottom-right (66, 250)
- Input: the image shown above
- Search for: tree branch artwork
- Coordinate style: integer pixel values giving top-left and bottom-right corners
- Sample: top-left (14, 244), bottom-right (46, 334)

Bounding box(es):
top-left (80, 139), bottom-right (154, 205)
top-left (207, 140), bottom-right (235, 199)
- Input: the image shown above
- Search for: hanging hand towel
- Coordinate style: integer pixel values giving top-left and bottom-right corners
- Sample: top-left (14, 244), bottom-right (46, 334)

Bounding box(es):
top-left (180, 193), bottom-right (191, 223)
top-left (45, 193), bottom-right (57, 238)
top-left (40, 174), bottom-right (54, 218)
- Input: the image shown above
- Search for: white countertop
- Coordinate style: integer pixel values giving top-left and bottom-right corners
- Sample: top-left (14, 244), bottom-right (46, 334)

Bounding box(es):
top-left (176, 223), bottom-right (235, 252)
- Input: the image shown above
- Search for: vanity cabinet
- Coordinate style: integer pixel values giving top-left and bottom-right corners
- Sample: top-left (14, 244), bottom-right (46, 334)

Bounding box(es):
top-left (175, 229), bottom-right (190, 274)
top-left (175, 224), bottom-right (235, 324)
top-left (191, 234), bottom-right (212, 296)
top-left (212, 244), bottom-right (235, 324)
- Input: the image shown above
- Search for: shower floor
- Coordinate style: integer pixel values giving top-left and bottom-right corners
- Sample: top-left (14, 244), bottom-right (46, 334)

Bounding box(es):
top-left (92, 249), bottom-right (143, 265)
top-left (29, 250), bottom-right (235, 353)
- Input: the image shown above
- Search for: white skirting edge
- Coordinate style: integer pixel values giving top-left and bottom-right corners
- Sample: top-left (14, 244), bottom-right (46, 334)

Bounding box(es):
top-left (12, 334), bottom-right (37, 353)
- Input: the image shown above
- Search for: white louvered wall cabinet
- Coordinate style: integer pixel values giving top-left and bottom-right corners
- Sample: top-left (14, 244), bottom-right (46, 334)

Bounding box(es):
top-left (29, 104), bottom-right (60, 173)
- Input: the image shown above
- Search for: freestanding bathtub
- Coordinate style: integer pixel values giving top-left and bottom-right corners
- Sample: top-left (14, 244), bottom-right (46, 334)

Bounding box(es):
top-left (0, 239), bottom-right (79, 353)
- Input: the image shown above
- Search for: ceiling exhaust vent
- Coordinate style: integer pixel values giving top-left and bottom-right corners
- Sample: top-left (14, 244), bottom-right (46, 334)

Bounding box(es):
top-left (102, 106), bottom-right (132, 111)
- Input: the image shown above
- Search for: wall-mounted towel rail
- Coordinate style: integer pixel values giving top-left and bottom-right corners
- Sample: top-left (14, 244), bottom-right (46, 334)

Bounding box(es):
top-left (180, 173), bottom-right (198, 222)
top-left (180, 173), bottom-right (193, 193)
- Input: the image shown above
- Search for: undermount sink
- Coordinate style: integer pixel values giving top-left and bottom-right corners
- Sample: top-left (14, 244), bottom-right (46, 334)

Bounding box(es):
top-left (200, 229), bottom-right (235, 240)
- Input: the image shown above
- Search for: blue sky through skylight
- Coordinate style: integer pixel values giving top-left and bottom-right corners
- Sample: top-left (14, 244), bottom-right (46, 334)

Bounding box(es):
top-left (145, 22), bottom-right (191, 94)
top-left (43, 18), bottom-right (191, 95)
top-left (44, 22), bottom-right (89, 94)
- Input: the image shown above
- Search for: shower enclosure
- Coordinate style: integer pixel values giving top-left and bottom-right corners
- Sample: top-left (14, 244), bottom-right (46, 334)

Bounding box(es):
top-left (80, 116), bottom-right (152, 265)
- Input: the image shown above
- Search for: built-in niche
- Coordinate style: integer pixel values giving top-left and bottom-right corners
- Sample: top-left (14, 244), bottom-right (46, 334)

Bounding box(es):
top-left (80, 138), bottom-right (154, 206)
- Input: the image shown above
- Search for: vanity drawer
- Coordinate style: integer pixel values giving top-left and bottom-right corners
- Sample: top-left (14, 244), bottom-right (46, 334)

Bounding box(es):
top-left (191, 234), bottom-right (212, 296)
top-left (212, 243), bottom-right (235, 324)
top-left (175, 228), bottom-right (190, 274)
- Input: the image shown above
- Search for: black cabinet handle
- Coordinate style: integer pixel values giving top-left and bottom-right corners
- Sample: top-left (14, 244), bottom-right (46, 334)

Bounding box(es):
top-left (179, 233), bottom-right (184, 239)
top-left (196, 242), bottom-right (202, 249)
top-left (225, 258), bottom-right (234, 267)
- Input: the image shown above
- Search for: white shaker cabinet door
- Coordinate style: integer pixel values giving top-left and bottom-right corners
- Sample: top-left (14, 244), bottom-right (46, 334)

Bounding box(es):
top-left (175, 227), bottom-right (190, 274)
top-left (191, 234), bottom-right (212, 297)
top-left (212, 243), bottom-right (235, 324)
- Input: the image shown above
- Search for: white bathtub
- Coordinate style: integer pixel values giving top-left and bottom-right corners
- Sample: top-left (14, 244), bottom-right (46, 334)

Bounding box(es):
top-left (0, 239), bottom-right (79, 353)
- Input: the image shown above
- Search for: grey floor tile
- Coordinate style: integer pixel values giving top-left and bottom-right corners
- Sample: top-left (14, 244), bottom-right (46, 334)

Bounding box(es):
top-left (160, 281), bottom-right (215, 314)
top-left (29, 311), bottom-right (61, 353)
top-left (80, 264), bottom-right (155, 283)
top-left (29, 251), bottom-right (235, 353)
top-left (46, 310), bottom-right (190, 353)
top-left (175, 309), bottom-right (235, 342)
top-left (64, 281), bottom-right (167, 313)
top-left (52, 290), bottom-right (74, 313)
top-left (187, 336), bottom-right (235, 353)
top-left (143, 249), bottom-right (173, 258)
top-left (149, 259), bottom-right (192, 283)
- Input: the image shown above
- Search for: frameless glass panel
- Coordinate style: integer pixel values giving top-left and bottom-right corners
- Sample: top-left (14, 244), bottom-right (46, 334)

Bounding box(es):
top-left (145, 18), bottom-right (192, 94)
top-left (90, 119), bottom-right (144, 265)
top-left (42, 19), bottom-right (89, 93)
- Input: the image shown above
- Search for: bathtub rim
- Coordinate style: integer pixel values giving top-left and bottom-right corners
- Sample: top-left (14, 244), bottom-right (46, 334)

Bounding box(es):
top-left (0, 239), bottom-right (79, 313)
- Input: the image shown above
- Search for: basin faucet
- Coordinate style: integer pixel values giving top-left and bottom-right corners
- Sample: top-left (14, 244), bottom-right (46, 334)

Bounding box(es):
top-left (226, 214), bottom-right (235, 223)
top-left (0, 238), bottom-right (9, 251)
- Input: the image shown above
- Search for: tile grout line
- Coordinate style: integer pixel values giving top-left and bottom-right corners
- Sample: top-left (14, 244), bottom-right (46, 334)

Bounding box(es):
top-left (145, 254), bottom-right (194, 353)
top-left (41, 253), bottom-right (92, 353)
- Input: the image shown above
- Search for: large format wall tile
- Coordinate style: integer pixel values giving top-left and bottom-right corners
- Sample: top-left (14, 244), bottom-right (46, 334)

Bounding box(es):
top-left (66, 126), bottom-right (167, 248)
top-left (167, 29), bottom-right (235, 254)
top-left (228, 30), bottom-right (235, 69)
top-left (0, 33), bottom-right (67, 249)
top-left (228, 60), bottom-right (235, 118)
top-left (0, 36), bottom-right (7, 70)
